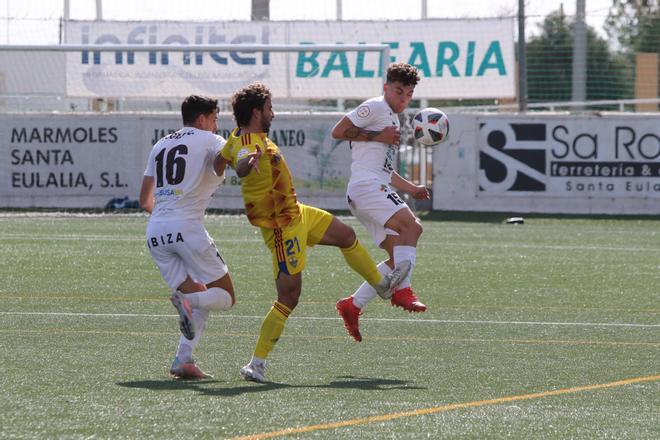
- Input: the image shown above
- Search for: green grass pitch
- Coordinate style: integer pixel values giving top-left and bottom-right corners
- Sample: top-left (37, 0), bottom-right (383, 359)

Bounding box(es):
top-left (0, 212), bottom-right (658, 439)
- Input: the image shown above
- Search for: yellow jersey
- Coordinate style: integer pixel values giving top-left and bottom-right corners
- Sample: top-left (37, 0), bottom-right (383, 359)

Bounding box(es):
top-left (220, 128), bottom-right (300, 229)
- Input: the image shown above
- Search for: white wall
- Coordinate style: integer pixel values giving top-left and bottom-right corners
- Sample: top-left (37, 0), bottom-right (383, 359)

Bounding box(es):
top-left (0, 52), bottom-right (66, 94)
top-left (2, 112), bottom-right (659, 214)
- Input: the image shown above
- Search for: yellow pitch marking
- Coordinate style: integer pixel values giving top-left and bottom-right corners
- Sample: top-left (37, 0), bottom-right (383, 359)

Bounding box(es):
top-left (230, 374), bottom-right (660, 440)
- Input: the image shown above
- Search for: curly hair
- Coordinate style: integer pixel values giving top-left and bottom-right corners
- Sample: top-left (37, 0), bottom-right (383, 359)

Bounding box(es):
top-left (386, 63), bottom-right (420, 87)
top-left (181, 95), bottom-right (218, 125)
top-left (231, 82), bottom-right (272, 128)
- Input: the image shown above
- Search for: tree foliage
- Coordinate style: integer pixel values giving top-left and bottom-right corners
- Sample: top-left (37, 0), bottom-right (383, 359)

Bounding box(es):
top-left (605, 0), bottom-right (660, 53)
top-left (526, 9), bottom-right (632, 102)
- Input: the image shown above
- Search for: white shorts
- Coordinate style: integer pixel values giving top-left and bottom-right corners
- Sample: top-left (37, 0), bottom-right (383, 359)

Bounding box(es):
top-left (346, 180), bottom-right (408, 247)
top-left (146, 219), bottom-right (228, 290)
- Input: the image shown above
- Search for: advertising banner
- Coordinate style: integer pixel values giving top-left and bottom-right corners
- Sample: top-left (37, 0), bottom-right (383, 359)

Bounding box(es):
top-left (64, 19), bottom-right (515, 99)
top-left (0, 113), bottom-right (353, 209)
top-left (1, 115), bottom-right (144, 207)
top-left (433, 114), bottom-right (660, 214)
top-left (478, 117), bottom-right (660, 198)
top-left (4, 113), bottom-right (659, 214)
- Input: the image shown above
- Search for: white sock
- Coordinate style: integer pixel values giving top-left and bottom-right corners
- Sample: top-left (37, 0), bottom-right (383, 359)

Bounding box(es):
top-left (393, 245), bottom-right (416, 289)
top-left (352, 261), bottom-right (392, 309)
top-left (175, 308), bottom-right (209, 363)
top-left (186, 287), bottom-right (233, 311)
top-left (250, 356), bottom-right (265, 367)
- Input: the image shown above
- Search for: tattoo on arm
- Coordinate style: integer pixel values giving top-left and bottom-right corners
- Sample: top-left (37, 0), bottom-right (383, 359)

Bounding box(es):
top-left (343, 126), bottom-right (381, 141)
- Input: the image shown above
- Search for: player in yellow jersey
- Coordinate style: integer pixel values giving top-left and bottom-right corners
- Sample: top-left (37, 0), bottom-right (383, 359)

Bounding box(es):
top-left (217, 82), bottom-right (406, 382)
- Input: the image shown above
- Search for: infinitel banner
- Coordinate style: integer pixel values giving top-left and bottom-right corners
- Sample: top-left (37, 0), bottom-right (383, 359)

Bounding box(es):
top-left (64, 19), bottom-right (515, 99)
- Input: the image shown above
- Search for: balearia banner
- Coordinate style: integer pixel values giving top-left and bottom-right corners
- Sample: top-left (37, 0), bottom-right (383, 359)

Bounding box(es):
top-left (64, 19), bottom-right (515, 99)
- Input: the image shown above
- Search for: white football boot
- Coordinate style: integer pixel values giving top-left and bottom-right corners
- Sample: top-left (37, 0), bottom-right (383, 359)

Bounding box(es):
top-left (170, 291), bottom-right (195, 340)
top-left (373, 260), bottom-right (411, 299)
top-left (239, 362), bottom-right (266, 383)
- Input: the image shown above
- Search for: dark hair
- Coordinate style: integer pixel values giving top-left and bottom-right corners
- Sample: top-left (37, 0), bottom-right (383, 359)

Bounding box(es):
top-left (181, 95), bottom-right (218, 125)
top-left (386, 63), bottom-right (420, 87)
top-left (231, 82), bottom-right (272, 128)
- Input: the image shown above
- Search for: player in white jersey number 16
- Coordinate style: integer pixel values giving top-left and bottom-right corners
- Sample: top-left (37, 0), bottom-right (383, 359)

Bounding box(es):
top-left (140, 95), bottom-right (236, 379)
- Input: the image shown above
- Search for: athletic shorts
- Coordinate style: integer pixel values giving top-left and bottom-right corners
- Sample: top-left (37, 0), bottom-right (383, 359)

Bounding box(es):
top-left (346, 180), bottom-right (408, 247)
top-left (260, 204), bottom-right (334, 279)
top-left (146, 219), bottom-right (228, 290)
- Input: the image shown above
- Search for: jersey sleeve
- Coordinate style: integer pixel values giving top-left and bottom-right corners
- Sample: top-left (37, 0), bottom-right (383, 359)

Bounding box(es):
top-left (144, 144), bottom-right (157, 176)
top-left (219, 139), bottom-right (237, 167)
top-left (209, 134), bottom-right (226, 157)
top-left (345, 99), bottom-right (378, 128)
top-left (220, 134), bottom-right (259, 168)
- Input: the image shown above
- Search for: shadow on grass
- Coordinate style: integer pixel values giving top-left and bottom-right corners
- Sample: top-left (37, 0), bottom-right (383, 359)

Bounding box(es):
top-left (117, 375), bottom-right (425, 397)
top-left (320, 376), bottom-right (425, 391)
top-left (116, 379), bottom-right (224, 391)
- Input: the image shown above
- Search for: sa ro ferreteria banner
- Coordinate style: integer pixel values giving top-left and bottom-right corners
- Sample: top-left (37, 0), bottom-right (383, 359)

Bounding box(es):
top-left (64, 19), bottom-right (514, 99)
top-left (478, 116), bottom-right (660, 199)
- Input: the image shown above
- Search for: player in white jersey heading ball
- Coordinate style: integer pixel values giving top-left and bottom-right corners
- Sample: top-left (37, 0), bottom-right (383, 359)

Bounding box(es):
top-left (332, 63), bottom-right (429, 342)
top-left (140, 95), bottom-right (236, 378)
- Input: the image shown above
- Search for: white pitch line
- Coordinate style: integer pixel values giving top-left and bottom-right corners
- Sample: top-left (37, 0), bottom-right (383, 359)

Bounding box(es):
top-left (0, 311), bottom-right (658, 328)
top-left (426, 242), bottom-right (660, 253)
top-left (0, 233), bottom-right (657, 253)
top-left (0, 234), bottom-right (262, 243)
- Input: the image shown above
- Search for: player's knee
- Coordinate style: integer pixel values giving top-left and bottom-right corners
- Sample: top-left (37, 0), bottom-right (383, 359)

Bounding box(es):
top-left (204, 287), bottom-right (233, 311)
top-left (329, 219), bottom-right (356, 248)
top-left (413, 220), bottom-right (423, 238)
top-left (177, 279), bottom-right (207, 293)
top-left (343, 226), bottom-right (357, 247)
top-left (278, 288), bottom-right (301, 310)
top-left (288, 297), bottom-right (299, 309)
top-left (401, 218), bottom-right (422, 238)
top-left (288, 296), bottom-right (300, 310)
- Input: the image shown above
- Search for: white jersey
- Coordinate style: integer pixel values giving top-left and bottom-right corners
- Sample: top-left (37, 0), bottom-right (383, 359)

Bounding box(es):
top-left (345, 96), bottom-right (399, 185)
top-left (144, 127), bottom-right (226, 221)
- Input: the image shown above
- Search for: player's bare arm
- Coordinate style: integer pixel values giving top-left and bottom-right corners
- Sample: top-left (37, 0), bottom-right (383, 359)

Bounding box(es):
top-left (235, 146), bottom-right (262, 177)
top-left (331, 116), bottom-right (400, 145)
top-left (391, 171), bottom-right (430, 200)
top-left (139, 175), bottom-right (155, 213)
top-left (213, 154), bottom-right (229, 178)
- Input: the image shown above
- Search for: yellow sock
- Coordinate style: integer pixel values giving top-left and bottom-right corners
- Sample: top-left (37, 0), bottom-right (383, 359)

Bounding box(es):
top-left (254, 301), bottom-right (291, 359)
top-left (340, 239), bottom-right (382, 287)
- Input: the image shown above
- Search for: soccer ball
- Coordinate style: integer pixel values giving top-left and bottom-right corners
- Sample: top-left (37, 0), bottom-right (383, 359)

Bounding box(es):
top-left (412, 108), bottom-right (449, 146)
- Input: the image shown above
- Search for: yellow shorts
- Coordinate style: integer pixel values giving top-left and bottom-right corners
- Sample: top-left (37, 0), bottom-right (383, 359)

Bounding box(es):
top-left (260, 204), bottom-right (334, 279)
